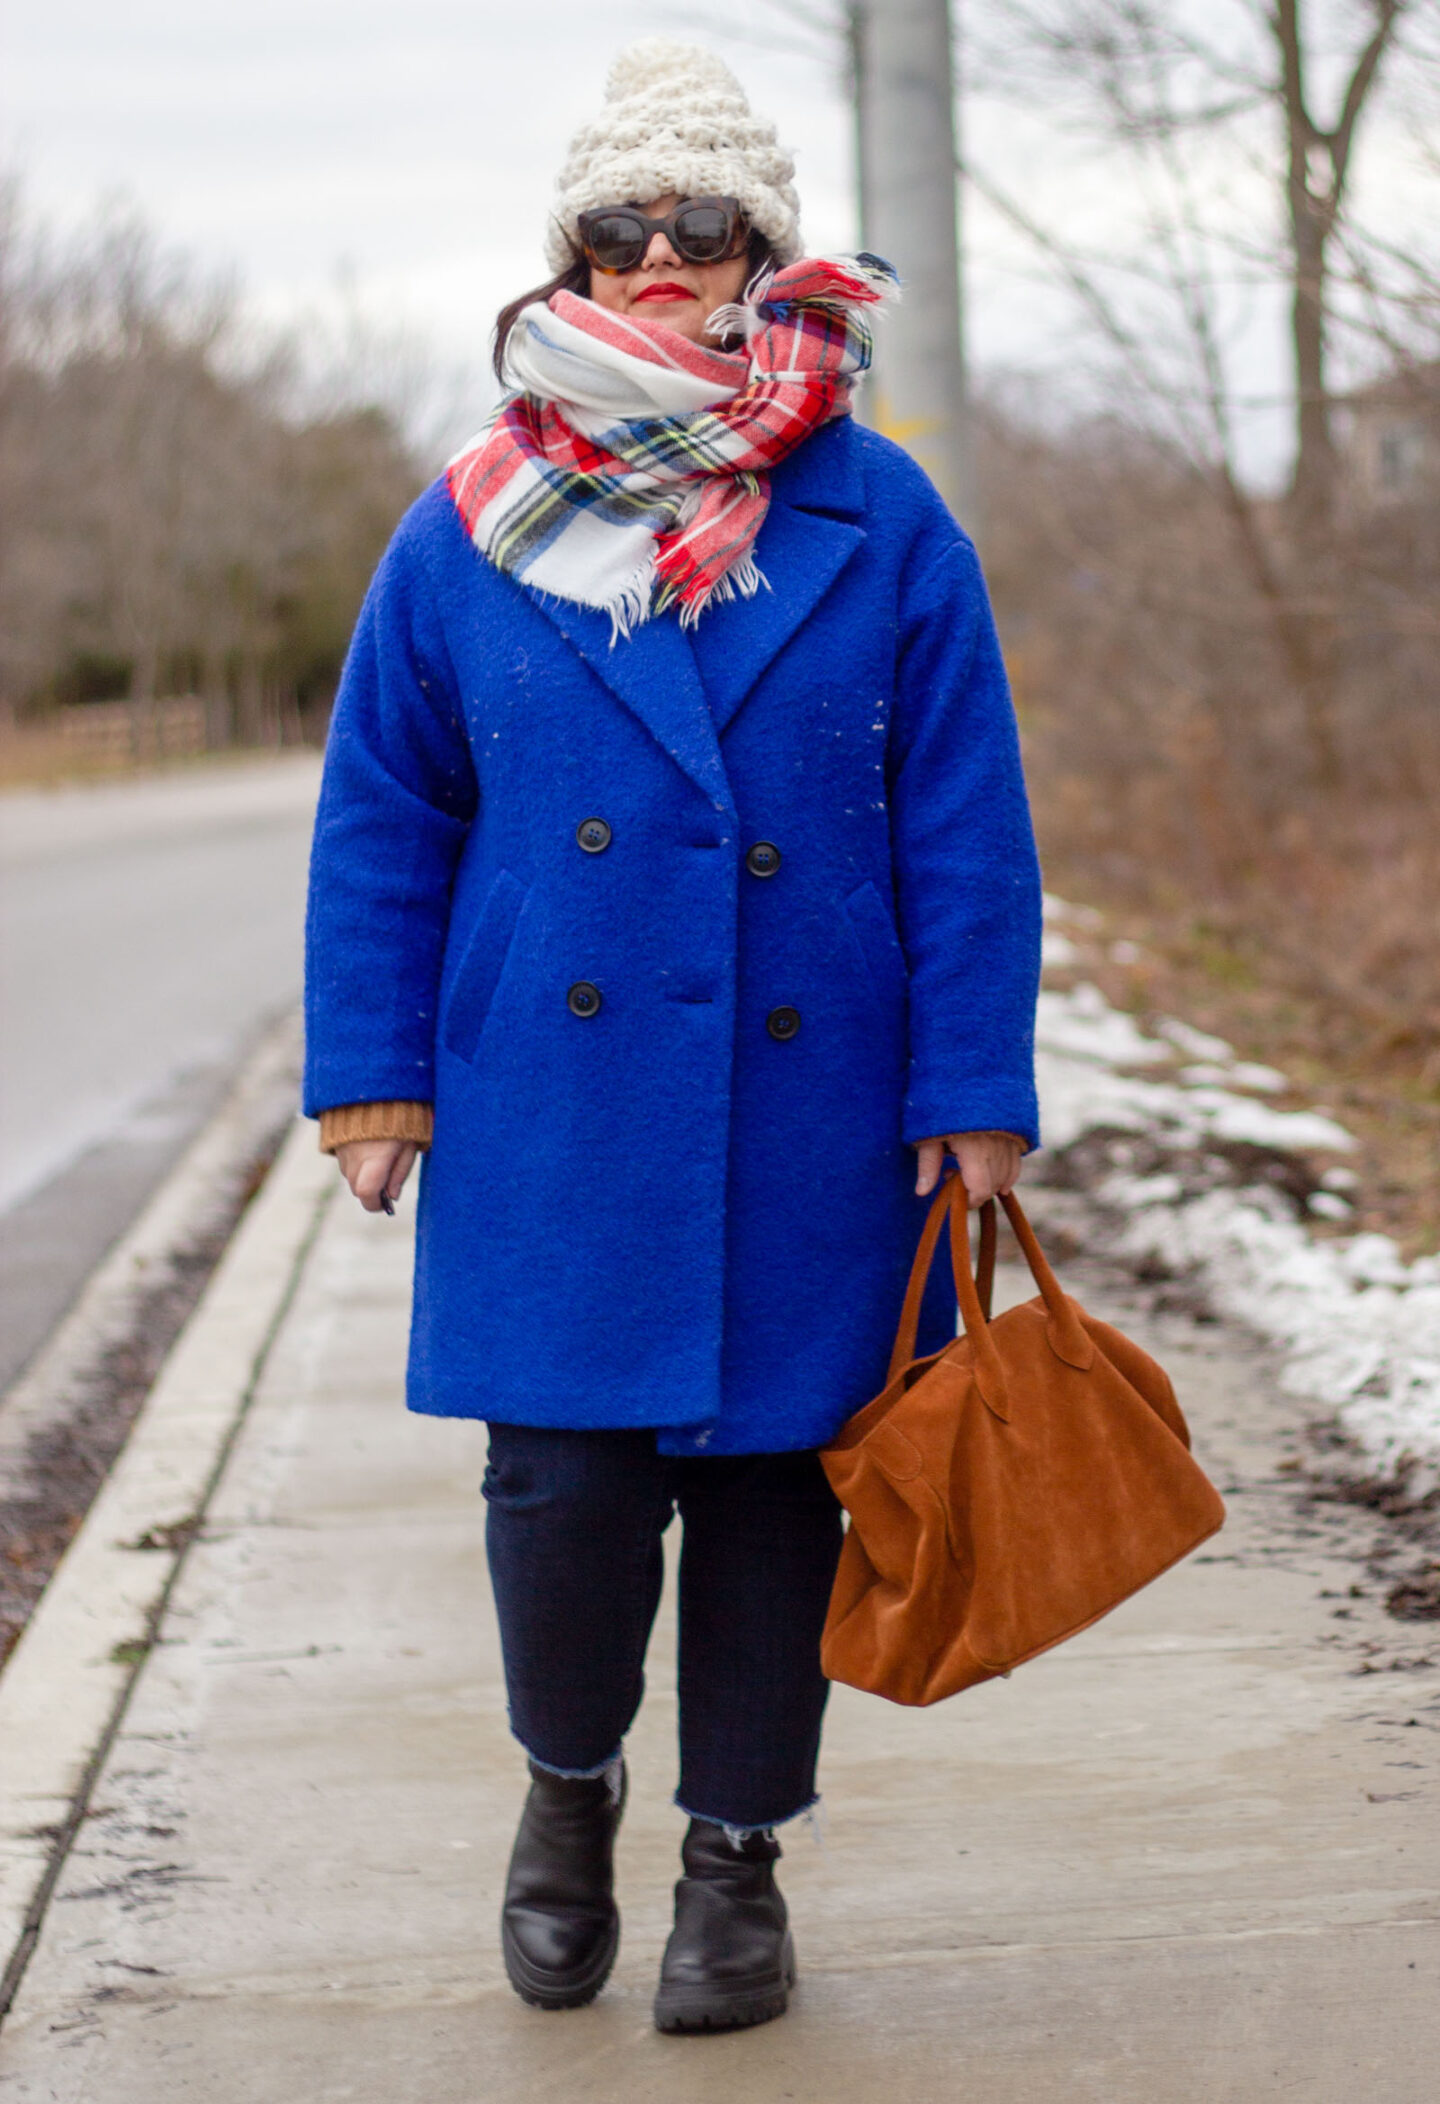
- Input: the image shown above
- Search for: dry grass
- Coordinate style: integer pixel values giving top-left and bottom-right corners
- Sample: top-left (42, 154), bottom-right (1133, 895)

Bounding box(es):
top-left (980, 402), bottom-right (1440, 1257)
top-left (1037, 865), bottom-right (1440, 1259)
top-left (0, 723), bottom-right (130, 788)
top-left (0, 720), bottom-right (313, 791)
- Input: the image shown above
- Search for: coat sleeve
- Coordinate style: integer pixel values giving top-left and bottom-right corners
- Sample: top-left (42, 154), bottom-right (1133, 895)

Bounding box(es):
top-left (303, 508), bottom-right (479, 1119)
top-left (887, 530), bottom-right (1042, 1152)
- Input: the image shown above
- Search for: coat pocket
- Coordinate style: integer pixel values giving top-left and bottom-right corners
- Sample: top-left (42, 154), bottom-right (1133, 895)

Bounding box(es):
top-left (442, 868), bottom-right (528, 1064)
top-left (843, 879), bottom-right (908, 1002)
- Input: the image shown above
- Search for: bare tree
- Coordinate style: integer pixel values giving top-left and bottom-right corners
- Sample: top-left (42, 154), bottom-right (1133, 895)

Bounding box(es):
top-left (0, 190), bottom-right (424, 748)
top-left (1277, 0), bottom-right (1408, 533)
top-left (965, 0), bottom-right (1437, 784)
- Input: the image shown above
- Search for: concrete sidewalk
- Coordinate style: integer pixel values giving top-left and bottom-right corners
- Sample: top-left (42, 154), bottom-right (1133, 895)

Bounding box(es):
top-left (2, 1156), bottom-right (1438, 2100)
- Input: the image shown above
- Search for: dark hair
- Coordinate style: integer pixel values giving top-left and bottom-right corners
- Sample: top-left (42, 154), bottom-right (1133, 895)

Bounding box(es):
top-left (491, 224), bottom-right (776, 383)
top-left (491, 251), bottom-right (589, 383)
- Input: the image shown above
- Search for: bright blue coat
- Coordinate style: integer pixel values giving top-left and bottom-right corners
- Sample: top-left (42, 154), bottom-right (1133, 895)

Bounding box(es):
top-left (303, 416), bottom-right (1042, 1455)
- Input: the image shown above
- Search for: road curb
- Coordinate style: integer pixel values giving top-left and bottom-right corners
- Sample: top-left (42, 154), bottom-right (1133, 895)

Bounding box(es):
top-left (0, 1010), bottom-right (304, 1473)
top-left (0, 1111), bottom-right (334, 2014)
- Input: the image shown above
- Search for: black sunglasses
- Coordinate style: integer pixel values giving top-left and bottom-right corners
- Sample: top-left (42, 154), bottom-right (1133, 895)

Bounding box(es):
top-left (576, 196), bottom-right (746, 275)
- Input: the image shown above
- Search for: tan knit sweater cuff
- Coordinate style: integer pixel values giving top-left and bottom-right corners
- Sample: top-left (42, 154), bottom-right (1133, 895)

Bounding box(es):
top-left (316, 1101), bottom-right (435, 1154)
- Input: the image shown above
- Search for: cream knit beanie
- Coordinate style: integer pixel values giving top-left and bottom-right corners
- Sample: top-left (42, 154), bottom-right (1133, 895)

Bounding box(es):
top-left (545, 40), bottom-right (802, 275)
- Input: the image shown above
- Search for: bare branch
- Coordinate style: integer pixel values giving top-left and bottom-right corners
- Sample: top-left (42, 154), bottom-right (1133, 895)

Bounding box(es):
top-left (960, 155), bottom-right (1188, 433)
top-left (1327, 0), bottom-right (1408, 197)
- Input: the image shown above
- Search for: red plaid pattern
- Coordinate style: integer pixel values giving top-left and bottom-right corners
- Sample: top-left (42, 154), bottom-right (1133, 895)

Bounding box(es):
top-left (448, 257), bottom-right (894, 630)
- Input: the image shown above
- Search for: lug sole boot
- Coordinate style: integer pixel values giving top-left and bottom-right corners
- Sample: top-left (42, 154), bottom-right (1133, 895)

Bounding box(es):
top-left (653, 1819), bottom-right (796, 2033)
top-left (501, 1758), bottom-right (626, 2010)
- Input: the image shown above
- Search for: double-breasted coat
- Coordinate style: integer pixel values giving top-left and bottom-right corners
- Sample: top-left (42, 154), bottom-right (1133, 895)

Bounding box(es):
top-left (303, 415), bottom-right (1042, 1455)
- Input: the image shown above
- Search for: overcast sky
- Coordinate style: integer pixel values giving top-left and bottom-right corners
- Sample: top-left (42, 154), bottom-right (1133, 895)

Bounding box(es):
top-left (4, 1), bottom-right (1432, 481)
top-left (2, 3), bottom-right (858, 396)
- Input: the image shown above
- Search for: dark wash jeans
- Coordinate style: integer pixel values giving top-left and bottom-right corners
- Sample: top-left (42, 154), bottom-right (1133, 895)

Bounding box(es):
top-left (482, 1423), bottom-right (845, 1832)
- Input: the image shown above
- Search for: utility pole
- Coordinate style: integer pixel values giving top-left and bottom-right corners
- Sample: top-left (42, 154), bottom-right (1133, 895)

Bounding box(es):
top-left (843, 3), bottom-right (869, 247)
top-left (855, 0), bottom-right (974, 531)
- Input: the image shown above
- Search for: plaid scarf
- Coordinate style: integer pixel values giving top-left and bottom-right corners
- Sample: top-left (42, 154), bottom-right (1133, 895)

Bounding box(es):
top-left (447, 255), bottom-right (896, 637)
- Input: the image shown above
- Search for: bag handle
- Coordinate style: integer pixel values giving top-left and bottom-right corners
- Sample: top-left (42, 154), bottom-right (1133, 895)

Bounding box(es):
top-left (977, 1200), bottom-right (998, 1322)
top-left (941, 1181), bottom-right (1010, 1417)
top-left (887, 1173), bottom-right (998, 1383)
top-left (887, 1174), bottom-right (1094, 1412)
top-left (997, 1189), bottom-right (1094, 1370)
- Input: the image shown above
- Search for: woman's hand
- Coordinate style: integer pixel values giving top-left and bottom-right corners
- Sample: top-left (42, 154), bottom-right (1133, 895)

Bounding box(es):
top-left (334, 1137), bottom-right (420, 1213)
top-left (914, 1131), bottom-right (1025, 1204)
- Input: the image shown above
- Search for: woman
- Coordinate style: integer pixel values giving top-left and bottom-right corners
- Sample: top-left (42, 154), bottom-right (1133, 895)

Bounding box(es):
top-left (304, 39), bottom-right (1041, 2035)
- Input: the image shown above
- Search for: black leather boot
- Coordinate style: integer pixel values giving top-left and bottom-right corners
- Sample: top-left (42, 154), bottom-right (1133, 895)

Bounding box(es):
top-left (653, 1819), bottom-right (796, 2033)
top-left (501, 1758), bottom-right (626, 2009)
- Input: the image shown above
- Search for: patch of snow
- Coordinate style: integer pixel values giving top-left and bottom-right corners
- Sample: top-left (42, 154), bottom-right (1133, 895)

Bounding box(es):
top-left (1092, 1178), bottom-right (1440, 1478)
top-left (1337, 1235), bottom-right (1417, 1289)
top-left (1230, 1061), bottom-right (1289, 1094)
top-left (1307, 1192), bottom-right (1353, 1221)
top-left (1037, 1059), bottom-right (1175, 1152)
top-left (1108, 1172), bottom-right (1185, 1207)
top-left (1177, 1088), bottom-right (1356, 1154)
top-left (1155, 1016), bottom-right (1235, 1063)
top-left (1179, 1060), bottom-right (1292, 1092)
top-left (1043, 893), bottom-right (1102, 928)
top-left (1178, 1060), bottom-right (1296, 1094)
top-left (1037, 983), bottom-right (1173, 1069)
top-left (1035, 932), bottom-right (1439, 1477)
top-left (1036, 988), bottom-right (1355, 1154)
top-left (1109, 939), bottom-right (1146, 964)
top-left (1041, 928), bottom-right (1081, 967)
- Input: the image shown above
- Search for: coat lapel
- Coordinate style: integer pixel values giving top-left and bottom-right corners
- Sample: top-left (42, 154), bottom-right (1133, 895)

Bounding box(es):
top-left (518, 418), bottom-right (867, 788)
top-left (687, 420), bottom-right (868, 734)
top-left (521, 589), bottom-right (733, 813)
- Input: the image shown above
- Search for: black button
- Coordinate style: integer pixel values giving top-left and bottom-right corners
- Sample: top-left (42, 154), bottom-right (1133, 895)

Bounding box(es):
top-left (567, 981), bottom-right (602, 1017)
top-left (766, 1005), bottom-right (801, 1041)
top-left (576, 817), bottom-right (612, 853)
top-left (745, 840), bottom-right (781, 878)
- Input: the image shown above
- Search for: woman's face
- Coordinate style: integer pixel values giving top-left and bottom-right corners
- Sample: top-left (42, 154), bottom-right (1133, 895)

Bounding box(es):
top-left (586, 195), bottom-right (751, 345)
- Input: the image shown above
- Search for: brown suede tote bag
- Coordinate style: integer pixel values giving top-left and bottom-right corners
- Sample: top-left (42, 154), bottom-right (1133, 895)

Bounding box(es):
top-left (820, 1173), bottom-right (1225, 1705)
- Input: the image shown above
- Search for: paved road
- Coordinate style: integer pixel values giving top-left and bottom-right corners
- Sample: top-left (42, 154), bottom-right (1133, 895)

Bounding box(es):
top-left (2, 1187), bottom-right (1436, 2099)
top-left (0, 756), bottom-right (320, 1387)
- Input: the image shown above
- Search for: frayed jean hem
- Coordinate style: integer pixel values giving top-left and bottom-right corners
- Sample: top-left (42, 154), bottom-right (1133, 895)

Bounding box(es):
top-left (673, 1792), bottom-right (826, 1851)
top-left (518, 1737), bottom-right (625, 1797)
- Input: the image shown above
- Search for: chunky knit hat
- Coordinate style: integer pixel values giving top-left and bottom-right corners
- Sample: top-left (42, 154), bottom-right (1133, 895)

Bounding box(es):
top-left (545, 40), bottom-right (802, 275)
